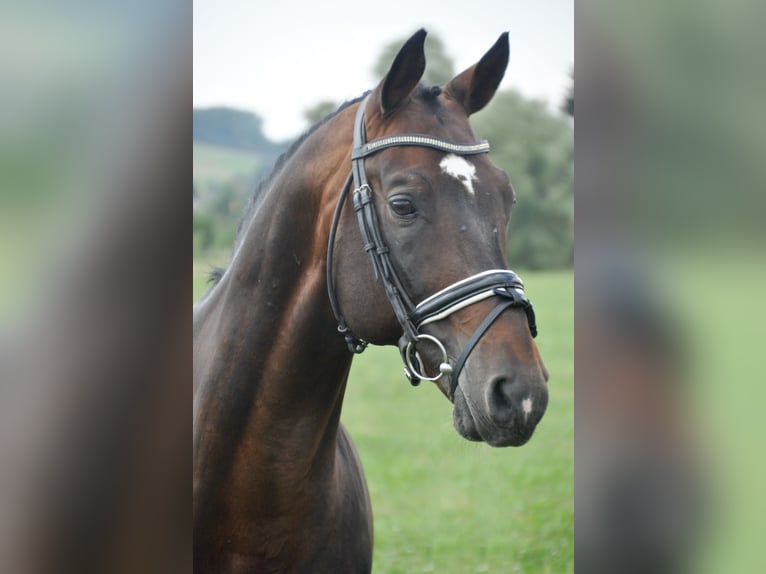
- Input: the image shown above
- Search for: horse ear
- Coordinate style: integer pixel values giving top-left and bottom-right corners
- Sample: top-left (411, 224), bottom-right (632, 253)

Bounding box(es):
top-left (378, 29), bottom-right (427, 114)
top-left (444, 32), bottom-right (509, 115)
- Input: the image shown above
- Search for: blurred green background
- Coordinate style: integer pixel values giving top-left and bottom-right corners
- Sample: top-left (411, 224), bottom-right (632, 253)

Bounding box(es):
top-left (576, 2), bottom-right (766, 572)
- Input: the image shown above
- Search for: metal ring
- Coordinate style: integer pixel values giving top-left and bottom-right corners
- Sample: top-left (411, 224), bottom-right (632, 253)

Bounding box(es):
top-left (405, 334), bottom-right (453, 382)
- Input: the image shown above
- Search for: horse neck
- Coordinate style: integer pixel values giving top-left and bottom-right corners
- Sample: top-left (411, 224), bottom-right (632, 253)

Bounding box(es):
top-left (194, 112), bottom-right (356, 504)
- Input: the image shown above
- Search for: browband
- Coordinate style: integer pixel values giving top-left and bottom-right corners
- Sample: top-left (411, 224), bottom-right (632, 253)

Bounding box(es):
top-left (353, 135), bottom-right (489, 160)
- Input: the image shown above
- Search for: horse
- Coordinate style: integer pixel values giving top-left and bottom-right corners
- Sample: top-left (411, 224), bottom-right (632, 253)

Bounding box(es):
top-left (193, 29), bottom-right (549, 573)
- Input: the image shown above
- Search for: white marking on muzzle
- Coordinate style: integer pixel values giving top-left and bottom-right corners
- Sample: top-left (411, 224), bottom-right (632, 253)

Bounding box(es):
top-left (521, 397), bottom-right (533, 417)
top-left (439, 154), bottom-right (477, 195)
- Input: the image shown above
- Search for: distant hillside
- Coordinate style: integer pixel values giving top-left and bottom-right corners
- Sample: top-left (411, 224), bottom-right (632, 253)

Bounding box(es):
top-left (193, 107), bottom-right (284, 153)
top-left (193, 142), bottom-right (265, 187)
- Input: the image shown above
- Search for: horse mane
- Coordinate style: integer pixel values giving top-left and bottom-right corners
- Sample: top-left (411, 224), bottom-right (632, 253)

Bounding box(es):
top-left (207, 266), bottom-right (225, 284)
top-left (208, 85), bottom-right (443, 287)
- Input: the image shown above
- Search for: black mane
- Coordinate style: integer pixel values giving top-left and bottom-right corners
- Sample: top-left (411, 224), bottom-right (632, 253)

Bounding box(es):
top-left (207, 266), bottom-right (225, 284)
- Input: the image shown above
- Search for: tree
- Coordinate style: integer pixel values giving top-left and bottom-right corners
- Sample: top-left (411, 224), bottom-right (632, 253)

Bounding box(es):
top-left (472, 91), bottom-right (574, 269)
top-left (563, 68), bottom-right (574, 117)
top-left (193, 212), bottom-right (214, 251)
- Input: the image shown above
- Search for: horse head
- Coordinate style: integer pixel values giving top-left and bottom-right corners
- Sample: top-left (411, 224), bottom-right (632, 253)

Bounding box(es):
top-left (331, 30), bottom-right (548, 447)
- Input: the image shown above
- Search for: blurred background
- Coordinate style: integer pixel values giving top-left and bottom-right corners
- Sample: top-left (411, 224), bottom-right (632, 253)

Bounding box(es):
top-left (576, 0), bottom-right (766, 573)
top-left (2, 0), bottom-right (764, 572)
top-left (1, 2), bottom-right (191, 572)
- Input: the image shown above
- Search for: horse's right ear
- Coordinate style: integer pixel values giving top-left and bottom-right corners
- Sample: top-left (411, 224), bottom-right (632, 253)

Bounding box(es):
top-left (444, 32), bottom-right (509, 115)
top-left (377, 29), bottom-right (427, 115)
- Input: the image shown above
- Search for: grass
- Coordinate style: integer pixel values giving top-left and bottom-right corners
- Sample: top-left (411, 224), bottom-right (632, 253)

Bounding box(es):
top-left (193, 266), bottom-right (573, 572)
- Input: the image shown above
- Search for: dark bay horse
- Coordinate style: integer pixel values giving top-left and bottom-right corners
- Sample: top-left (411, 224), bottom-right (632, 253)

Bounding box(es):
top-left (194, 29), bottom-right (549, 573)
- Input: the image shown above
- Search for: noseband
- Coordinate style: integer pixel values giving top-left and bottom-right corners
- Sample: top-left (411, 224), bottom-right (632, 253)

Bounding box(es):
top-left (327, 95), bottom-right (537, 397)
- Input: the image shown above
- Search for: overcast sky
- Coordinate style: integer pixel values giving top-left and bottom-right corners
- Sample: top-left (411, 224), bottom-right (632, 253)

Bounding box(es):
top-left (194, 0), bottom-right (573, 141)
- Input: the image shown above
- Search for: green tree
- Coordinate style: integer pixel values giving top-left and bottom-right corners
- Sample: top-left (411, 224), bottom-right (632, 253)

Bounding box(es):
top-left (193, 211), bottom-right (214, 251)
top-left (472, 91), bottom-right (574, 269)
top-left (563, 69), bottom-right (574, 117)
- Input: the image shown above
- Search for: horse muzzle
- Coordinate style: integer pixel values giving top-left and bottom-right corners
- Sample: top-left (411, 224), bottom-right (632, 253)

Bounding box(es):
top-left (453, 368), bottom-right (549, 447)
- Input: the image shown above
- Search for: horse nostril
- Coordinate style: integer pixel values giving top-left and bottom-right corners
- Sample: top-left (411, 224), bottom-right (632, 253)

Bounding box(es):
top-left (488, 375), bottom-right (544, 423)
top-left (488, 377), bottom-right (520, 424)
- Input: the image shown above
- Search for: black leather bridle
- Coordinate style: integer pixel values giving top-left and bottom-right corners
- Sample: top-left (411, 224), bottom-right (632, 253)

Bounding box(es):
top-left (327, 94), bottom-right (537, 397)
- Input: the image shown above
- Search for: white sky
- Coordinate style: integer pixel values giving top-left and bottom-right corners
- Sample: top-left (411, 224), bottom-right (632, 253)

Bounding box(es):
top-left (193, 0), bottom-right (573, 141)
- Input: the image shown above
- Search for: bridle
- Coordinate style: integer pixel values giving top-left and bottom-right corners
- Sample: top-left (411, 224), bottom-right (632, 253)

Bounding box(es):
top-left (327, 94), bottom-right (537, 397)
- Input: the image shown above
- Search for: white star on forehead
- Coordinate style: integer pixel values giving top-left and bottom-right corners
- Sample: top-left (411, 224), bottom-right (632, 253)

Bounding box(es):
top-left (439, 154), bottom-right (478, 195)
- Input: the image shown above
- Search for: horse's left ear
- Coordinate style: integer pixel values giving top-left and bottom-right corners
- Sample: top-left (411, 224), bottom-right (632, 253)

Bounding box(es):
top-left (444, 32), bottom-right (509, 115)
top-left (377, 29), bottom-right (427, 115)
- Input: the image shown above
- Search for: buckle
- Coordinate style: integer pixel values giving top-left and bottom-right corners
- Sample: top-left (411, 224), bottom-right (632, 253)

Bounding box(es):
top-left (404, 334), bottom-right (453, 382)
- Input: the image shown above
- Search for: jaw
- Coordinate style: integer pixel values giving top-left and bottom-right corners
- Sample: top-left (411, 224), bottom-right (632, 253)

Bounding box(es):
top-left (452, 386), bottom-right (542, 447)
top-left (452, 391), bottom-right (483, 442)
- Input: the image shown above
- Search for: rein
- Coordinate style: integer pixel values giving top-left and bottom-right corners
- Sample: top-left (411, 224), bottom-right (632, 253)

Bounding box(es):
top-left (327, 95), bottom-right (537, 397)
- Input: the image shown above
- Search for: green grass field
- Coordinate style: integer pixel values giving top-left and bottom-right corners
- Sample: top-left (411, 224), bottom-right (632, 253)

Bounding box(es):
top-left (193, 266), bottom-right (573, 573)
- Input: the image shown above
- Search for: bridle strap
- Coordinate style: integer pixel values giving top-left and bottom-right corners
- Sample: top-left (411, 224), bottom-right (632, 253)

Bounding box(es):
top-left (448, 287), bottom-right (536, 398)
top-left (352, 133), bottom-right (490, 160)
top-left (411, 270), bottom-right (528, 327)
top-left (351, 96), bottom-right (419, 343)
top-left (349, 94), bottom-right (500, 346)
top-left (326, 171), bottom-right (368, 354)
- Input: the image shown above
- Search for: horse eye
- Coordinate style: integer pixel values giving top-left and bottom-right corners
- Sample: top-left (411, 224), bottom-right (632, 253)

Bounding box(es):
top-left (389, 198), bottom-right (417, 218)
